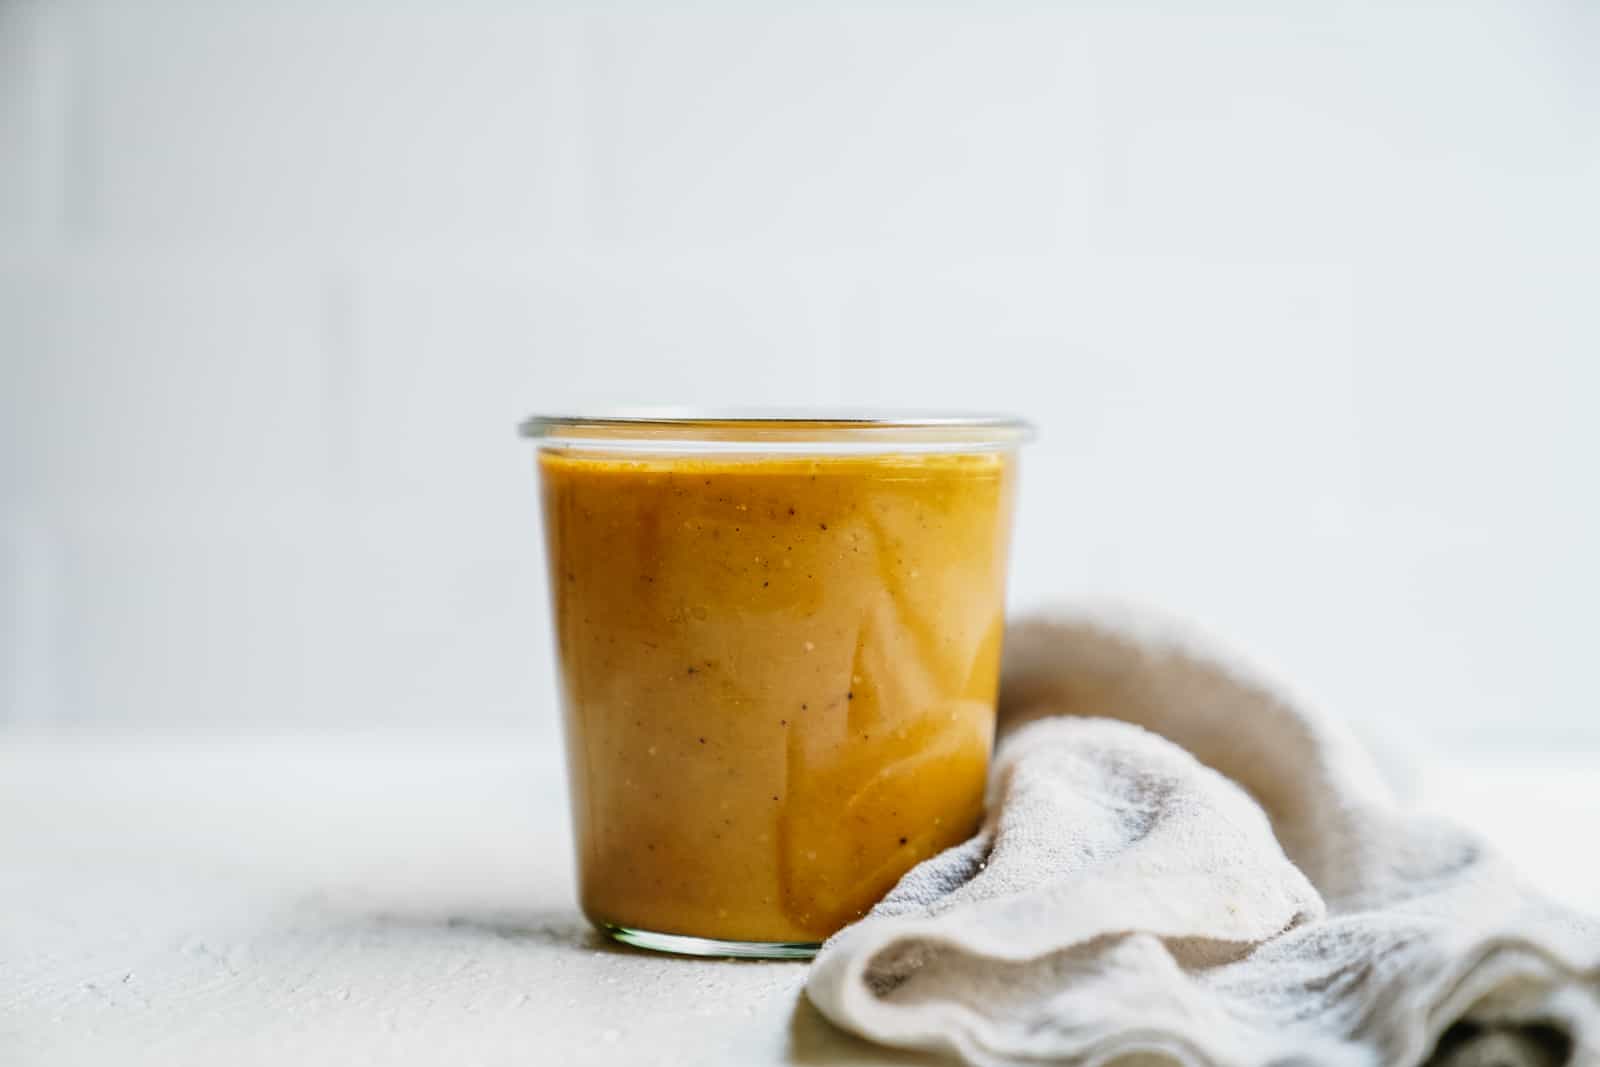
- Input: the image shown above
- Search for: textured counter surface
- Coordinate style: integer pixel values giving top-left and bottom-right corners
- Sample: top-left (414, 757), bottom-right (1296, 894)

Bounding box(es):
top-left (3, 732), bottom-right (1597, 1066)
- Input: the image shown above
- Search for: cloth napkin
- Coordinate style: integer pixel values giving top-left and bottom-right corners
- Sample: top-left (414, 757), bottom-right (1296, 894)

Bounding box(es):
top-left (807, 608), bottom-right (1600, 1066)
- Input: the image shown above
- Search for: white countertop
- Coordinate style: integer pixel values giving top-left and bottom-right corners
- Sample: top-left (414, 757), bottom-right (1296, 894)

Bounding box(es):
top-left (4, 731), bottom-right (1597, 1067)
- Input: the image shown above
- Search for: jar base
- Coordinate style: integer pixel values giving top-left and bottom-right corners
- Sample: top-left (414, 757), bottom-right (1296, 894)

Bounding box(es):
top-left (600, 923), bottom-right (820, 960)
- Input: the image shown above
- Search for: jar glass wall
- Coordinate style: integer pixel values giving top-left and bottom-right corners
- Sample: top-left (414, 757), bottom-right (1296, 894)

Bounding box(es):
top-left (523, 412), bottom-right (1031, 958)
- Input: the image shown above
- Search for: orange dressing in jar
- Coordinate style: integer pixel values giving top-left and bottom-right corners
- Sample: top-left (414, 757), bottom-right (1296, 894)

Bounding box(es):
top-left (527, 414), bottom-right (1027, 955)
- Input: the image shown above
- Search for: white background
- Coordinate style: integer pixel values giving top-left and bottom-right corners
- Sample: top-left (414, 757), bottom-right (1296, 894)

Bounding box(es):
top-left (2, 0), bottom-right (1596, 749)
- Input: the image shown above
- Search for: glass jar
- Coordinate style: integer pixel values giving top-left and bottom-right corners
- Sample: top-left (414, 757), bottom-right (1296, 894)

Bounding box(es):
top-left (522, 412), bottom-right (1031, 957)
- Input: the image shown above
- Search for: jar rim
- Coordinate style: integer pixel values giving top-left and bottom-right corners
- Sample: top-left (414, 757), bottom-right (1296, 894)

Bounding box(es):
top-left (519, 409), bottom-right (1034, 451)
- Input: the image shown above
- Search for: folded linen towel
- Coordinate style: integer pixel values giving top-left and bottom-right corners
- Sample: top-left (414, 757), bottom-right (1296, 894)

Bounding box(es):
top-left (807, 608), bottom-right (1600, 1066)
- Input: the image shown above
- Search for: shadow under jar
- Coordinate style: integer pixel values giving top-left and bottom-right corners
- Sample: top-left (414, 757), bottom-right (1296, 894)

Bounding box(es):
top-left (523, 412), bottom-right (1031, 958)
